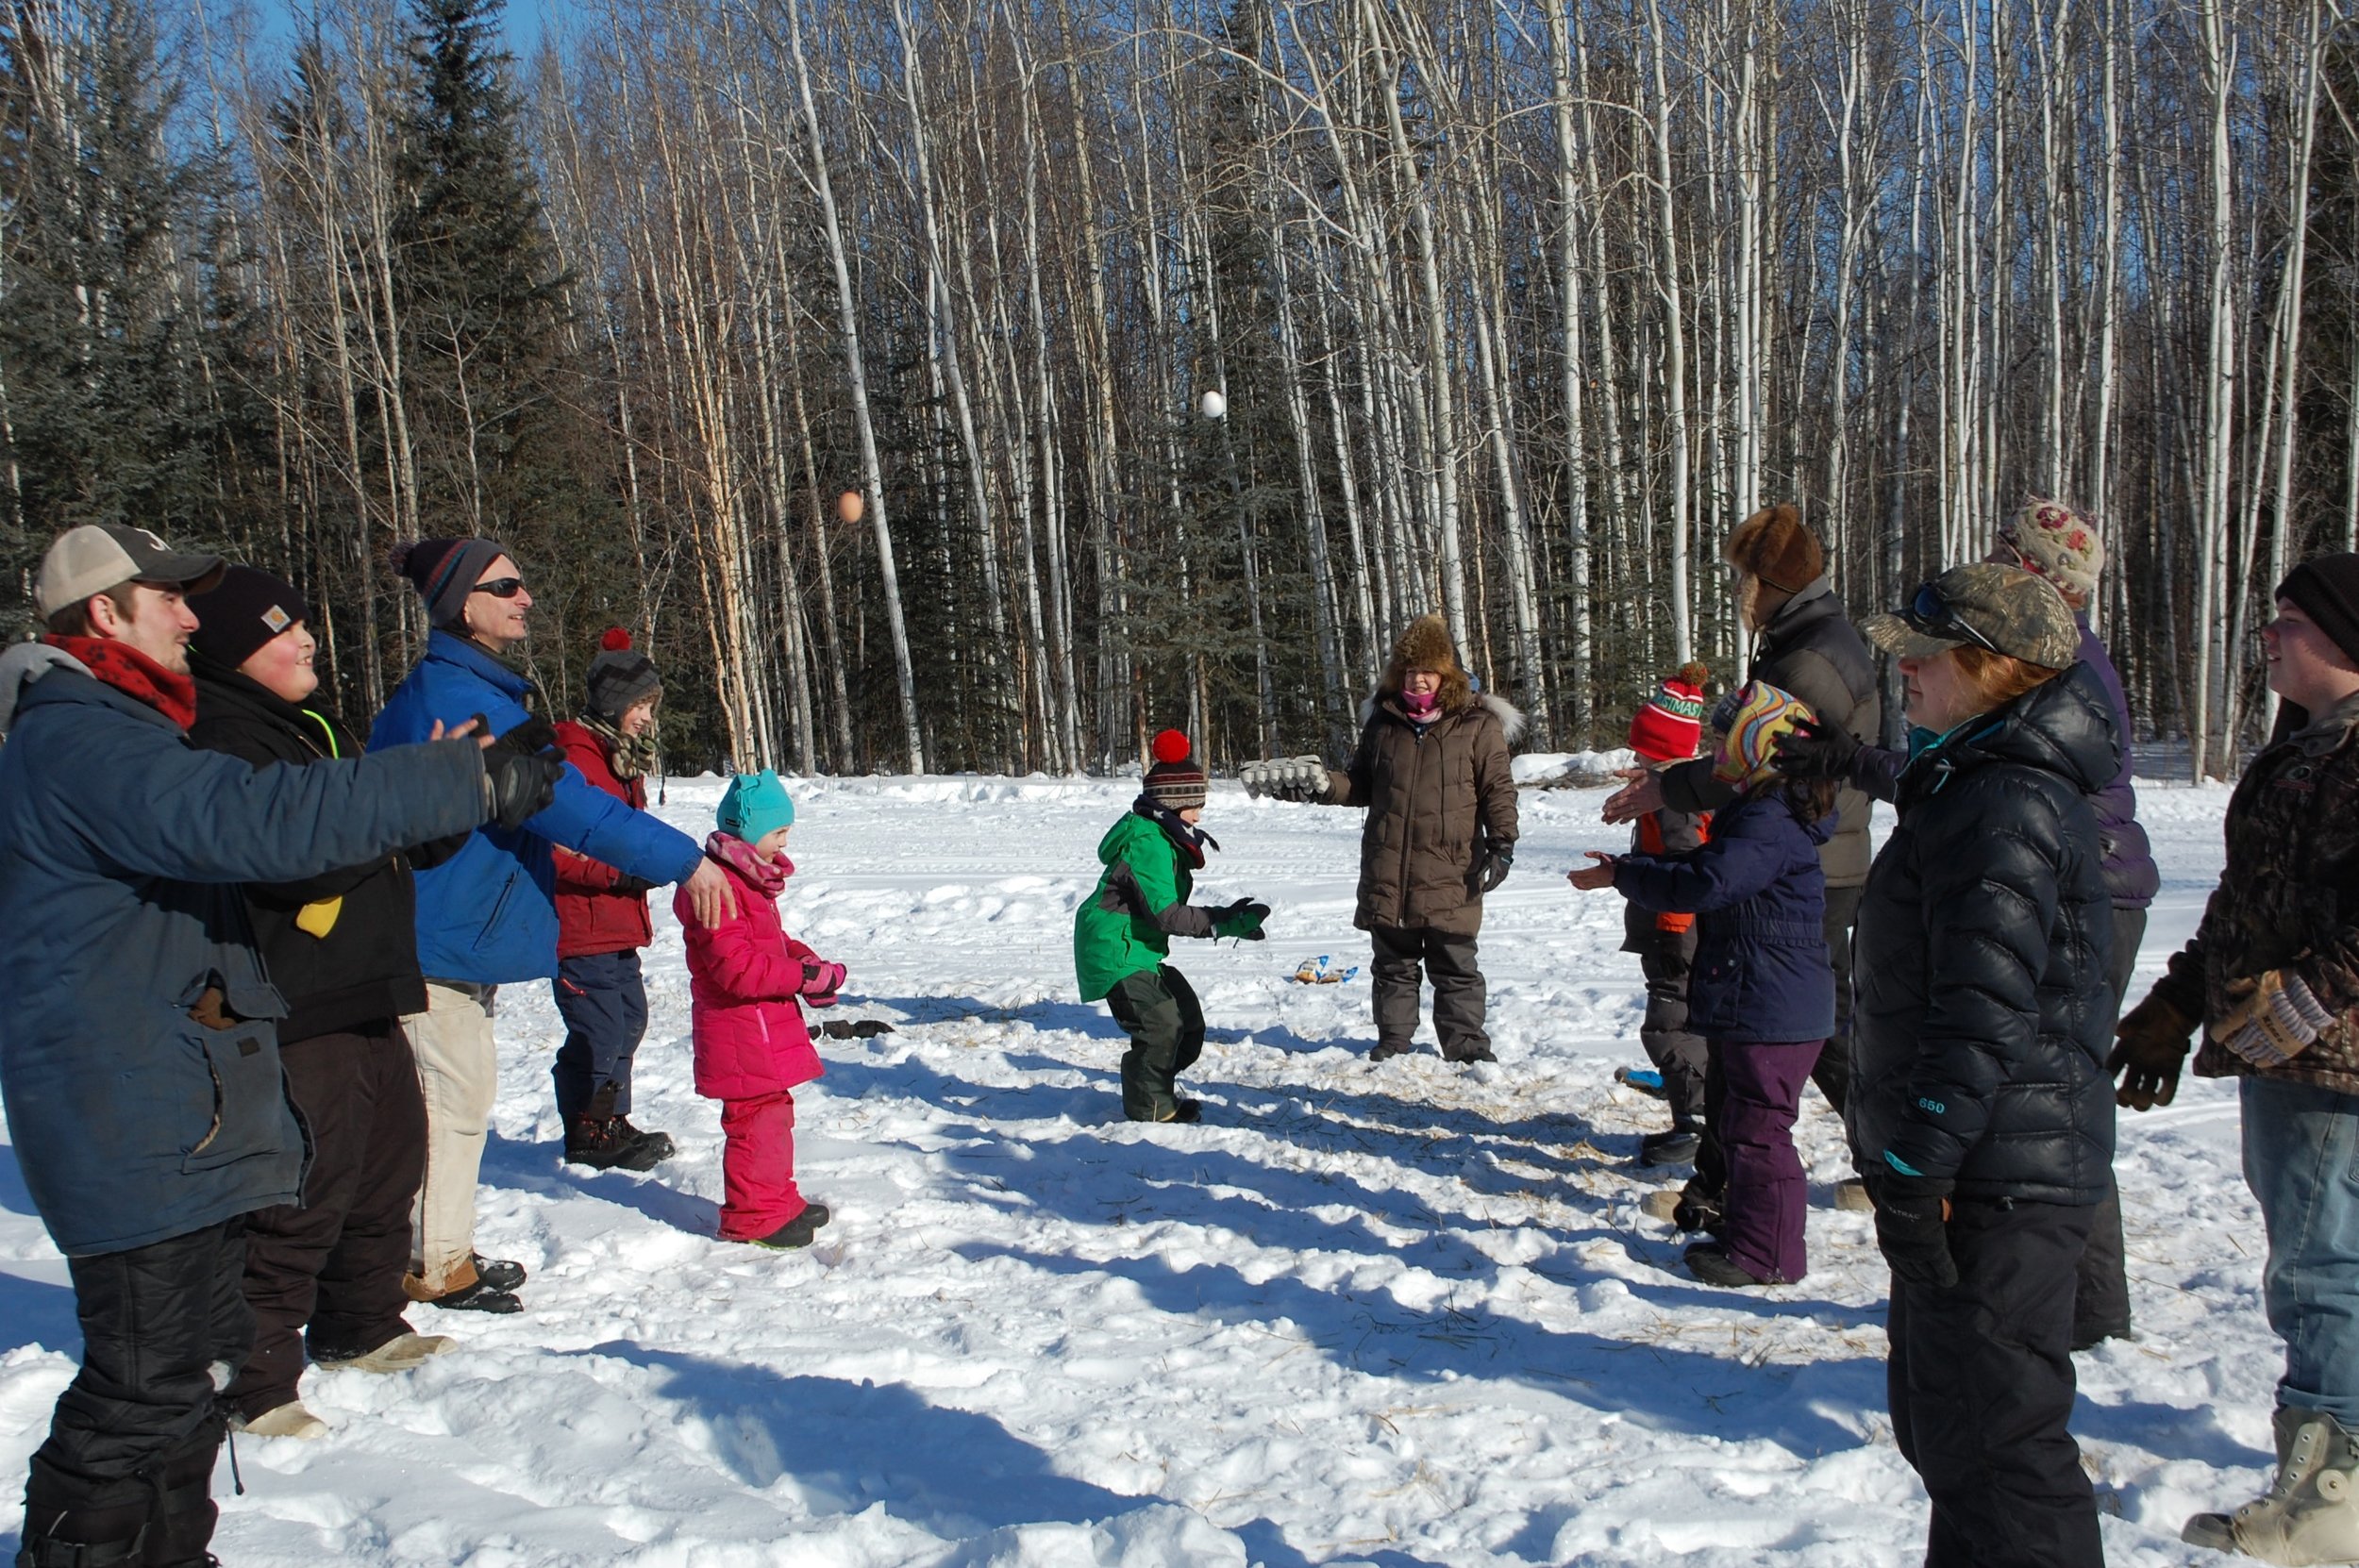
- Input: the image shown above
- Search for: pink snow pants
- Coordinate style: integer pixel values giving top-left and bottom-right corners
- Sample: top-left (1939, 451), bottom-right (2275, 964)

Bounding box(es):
top-left (717, 1092), bottom-right (808, 1242)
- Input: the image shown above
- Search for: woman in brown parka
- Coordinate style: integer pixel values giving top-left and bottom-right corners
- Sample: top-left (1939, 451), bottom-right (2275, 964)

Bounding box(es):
top-left (1314, 614), bottom-right (1522, 1061)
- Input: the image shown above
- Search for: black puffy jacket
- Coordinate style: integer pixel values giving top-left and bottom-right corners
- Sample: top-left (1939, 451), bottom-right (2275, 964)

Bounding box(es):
top-left (189, 662), bottom-right (435, 1043)
top-left (1848, 661), bottom-right (2119, 1204)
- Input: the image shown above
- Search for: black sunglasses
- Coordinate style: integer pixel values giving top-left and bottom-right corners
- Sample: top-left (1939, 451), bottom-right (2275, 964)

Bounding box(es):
top-left (471, 577), bottom-right (527, 599)
top-left (1903, 581), bottom-right (2001, 655)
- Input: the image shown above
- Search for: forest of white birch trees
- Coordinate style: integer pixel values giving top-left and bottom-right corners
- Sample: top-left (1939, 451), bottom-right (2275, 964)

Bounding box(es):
top-left (5, 0), bottom-right (2355, 779)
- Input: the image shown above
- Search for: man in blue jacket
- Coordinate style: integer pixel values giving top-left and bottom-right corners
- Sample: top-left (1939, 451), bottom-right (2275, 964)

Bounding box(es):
top-left (372, 538), bottom-right (735, 1313)
top-left (0, 524), bottom-right (558, 1568)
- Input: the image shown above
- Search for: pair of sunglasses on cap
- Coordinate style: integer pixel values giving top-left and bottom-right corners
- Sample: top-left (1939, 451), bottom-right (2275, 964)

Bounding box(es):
top-left (1900, 580), bottom-right (2002, 655)
top-left (471, 576), bottom-right (527, 599)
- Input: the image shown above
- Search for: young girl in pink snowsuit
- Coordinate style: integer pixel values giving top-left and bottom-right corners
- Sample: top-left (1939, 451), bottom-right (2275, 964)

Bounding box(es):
top-left (676, 771), bottom-right (844, 1248)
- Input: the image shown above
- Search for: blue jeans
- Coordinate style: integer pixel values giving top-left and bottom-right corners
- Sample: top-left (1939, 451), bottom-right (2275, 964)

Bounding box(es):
top-left (2243, 1074), bottom-right (2359, 1426)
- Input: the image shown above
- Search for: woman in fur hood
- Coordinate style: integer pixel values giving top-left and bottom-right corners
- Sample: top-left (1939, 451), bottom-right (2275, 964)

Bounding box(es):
top-left (1309, 614), bottom-right (1522, 1062)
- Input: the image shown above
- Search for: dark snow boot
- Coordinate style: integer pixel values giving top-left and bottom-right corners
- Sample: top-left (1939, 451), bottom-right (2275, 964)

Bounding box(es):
top-left (426, 1277), bottom-right (521, 1314)
top-left (745, 1209), bottom-right (826, 1250)
top-left (611, 1116), bottom-right (676, 1164)
top-left (469, 1255), bottom-right (527, 1293)
top-left (1683, 1243), bottom-right (1771, 1290)
top-left (1639, 1129), bottom-right (1701, 1167)
top-left (16, 1504), bottom-right (150, 1568)
top-left (565, 1116), bottom-right (664, 1172)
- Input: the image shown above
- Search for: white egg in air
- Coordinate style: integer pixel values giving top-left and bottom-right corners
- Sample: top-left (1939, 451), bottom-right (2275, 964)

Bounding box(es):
top-left (1199, 390), bottom-right (1227, 420)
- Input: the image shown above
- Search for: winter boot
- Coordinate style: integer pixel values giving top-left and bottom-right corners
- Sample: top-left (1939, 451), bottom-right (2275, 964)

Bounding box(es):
top-left (611, 1116), bottom-right (676, 1164)
top-left (565, 1116), bottom-right (664, 1172)
top-left (469, 1255), bottom-right (527, 1293)
top-left (2184, 1407), bottom-right (2359, 1563)
top-left (1639, 1129), bottom-right (1701, 1167)
top-left (229, 1400), bottom-right (327, 1439)
top-left (313, 1332), bottom-right (456, 1374)
top-left (424, 1276), bottom-right (521, 1314)
top-left (1683, 1243), bottom-right (1770, 1290)
top-left (1368, 1040), bottom-right (1414, 1062)
top-left (743, 1209), bottom-right (826, 1250)
top-left (1832, 1177), bottom-right (1875, 1212)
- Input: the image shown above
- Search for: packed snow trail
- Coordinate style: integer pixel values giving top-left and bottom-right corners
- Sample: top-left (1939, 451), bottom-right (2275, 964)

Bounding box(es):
top-left (0, 773), bottom-right (2267, 1565)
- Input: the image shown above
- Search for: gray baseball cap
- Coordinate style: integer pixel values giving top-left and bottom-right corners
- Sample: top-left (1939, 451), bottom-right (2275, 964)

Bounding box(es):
top-left (33, 525), bottom-right (226, 620)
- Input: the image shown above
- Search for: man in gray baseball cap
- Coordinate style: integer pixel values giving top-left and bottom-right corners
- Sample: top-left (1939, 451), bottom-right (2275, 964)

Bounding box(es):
top-left (31, 524), bottom-right (226, 676)
top-left (2, 525), bottom-right (563, 1568)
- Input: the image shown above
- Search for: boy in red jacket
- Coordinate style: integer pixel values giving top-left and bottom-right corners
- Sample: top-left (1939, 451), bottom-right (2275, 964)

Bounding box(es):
top-left (677, 771), bottom-right (845, 1248)
top-left (552, 629), bottom-right (674, 1171)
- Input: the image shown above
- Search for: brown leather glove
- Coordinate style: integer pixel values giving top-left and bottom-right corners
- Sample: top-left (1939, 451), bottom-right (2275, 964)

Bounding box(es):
top-left (2212, 969), bottom-right (2337, 1069)
top-left (2108, 990), bottom-right (2200, 1110)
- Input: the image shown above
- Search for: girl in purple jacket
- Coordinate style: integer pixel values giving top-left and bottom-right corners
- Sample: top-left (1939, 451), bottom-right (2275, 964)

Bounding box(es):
top-left (1573, 682), bottom-right (1838, 1287)
top-left (677, 772), bottom-right (845, 1249)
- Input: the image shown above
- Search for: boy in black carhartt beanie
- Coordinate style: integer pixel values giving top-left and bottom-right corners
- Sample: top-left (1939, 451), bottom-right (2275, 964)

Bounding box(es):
top-left (2279, 554), bottom-right (2359, 669)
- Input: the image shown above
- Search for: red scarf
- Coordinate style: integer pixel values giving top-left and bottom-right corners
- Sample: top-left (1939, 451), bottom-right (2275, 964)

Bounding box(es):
top-left (705, 830), bottom-right (793, 898)
top-left (45, 635), bottom-right (196, 730)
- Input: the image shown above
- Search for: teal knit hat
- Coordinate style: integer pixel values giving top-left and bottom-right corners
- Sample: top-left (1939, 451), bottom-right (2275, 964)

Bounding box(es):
top-left (717, 770), bottom-right (795, 841)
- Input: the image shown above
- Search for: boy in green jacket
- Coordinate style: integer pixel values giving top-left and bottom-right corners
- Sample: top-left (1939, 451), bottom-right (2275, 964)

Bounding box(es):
top-left (1075, 730), bottom-right (1269, 1122)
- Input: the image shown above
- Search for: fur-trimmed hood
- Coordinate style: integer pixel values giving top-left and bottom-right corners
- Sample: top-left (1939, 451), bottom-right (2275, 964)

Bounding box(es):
top-left (1369, 613), bottom-right (1526, 743)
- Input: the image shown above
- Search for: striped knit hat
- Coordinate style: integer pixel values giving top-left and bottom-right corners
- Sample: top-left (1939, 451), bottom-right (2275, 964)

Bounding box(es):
top-left (1144, 728), bottom-right (1207, 810)
top-left (1628, 661), bottom-right (1710, 763)
top-left (1712, 681), bottom-right (1815, 790)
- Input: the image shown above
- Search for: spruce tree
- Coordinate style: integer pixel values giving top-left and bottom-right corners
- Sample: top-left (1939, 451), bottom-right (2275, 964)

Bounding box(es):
top-left (0, 0), bottom-right (256, 624)
top-left (393, 0), bottom-right (614, 617)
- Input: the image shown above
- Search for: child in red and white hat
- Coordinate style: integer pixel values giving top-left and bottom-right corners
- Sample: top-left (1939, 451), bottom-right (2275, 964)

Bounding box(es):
top-left (1610, 663), bottom-right (1714, 1170)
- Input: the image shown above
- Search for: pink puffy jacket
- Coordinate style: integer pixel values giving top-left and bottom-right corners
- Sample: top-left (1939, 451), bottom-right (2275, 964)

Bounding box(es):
top-left (676, 854), bottom-right (828, 1101)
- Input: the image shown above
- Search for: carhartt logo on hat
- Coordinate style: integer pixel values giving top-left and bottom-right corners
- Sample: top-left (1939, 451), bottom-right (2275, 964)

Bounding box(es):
top-left (261, 605), bottom-right (292, 635)
top-left (33, 525), bottom-right (226, 620)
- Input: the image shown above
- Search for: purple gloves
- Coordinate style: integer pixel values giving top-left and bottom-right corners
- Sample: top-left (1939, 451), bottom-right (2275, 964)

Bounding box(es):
top-left (800, 959), bottom-right (847, 1007)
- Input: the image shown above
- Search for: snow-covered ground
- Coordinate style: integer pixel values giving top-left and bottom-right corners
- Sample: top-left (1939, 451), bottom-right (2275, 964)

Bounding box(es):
top-left (0, 771), bottom-right (2265, 1566)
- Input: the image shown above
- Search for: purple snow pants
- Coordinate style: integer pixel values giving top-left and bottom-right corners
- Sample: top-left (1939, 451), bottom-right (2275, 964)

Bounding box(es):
top-left (1717, 1039), bottom-right (1825, 1283)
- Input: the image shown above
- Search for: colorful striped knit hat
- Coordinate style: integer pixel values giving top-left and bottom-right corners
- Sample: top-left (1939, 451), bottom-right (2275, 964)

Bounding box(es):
top-left (1711, 681), bottom-right (1815, 790)
top-left (1628, 661), bottom-right (1710, 763)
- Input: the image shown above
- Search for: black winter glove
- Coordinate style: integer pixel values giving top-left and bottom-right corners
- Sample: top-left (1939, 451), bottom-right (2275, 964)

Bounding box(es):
top-left (491, 715), bottom-right (560, 757)
top-left (2109, 990), bottom-right (2200, 1110)
top-left (482, 745), bottom-right (563, 832)
top-left (1771, 715), bottom-right (1860, 781)
top-left (611, 874), bottom-right (658, 899)
top-left (1480, 846), bottom-right (1514, 893)
top-left (1869, 1169), bottom-right (1958, 1291)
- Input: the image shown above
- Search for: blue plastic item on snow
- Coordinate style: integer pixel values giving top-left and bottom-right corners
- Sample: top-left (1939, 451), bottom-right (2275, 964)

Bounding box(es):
top-left (1614, 1065), bottom-right (1668, 1099)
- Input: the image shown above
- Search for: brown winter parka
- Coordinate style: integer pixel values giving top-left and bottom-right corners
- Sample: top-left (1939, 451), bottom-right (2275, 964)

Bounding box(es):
top-left (2152, 690), bottom-right (2359, 1094)
top-left (1320, 676), bottom-right (1520, 937)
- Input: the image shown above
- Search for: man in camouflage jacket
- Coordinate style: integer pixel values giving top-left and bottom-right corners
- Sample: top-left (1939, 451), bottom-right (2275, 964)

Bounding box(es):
top-left (2114, 552), bottom-right (2359, 1561)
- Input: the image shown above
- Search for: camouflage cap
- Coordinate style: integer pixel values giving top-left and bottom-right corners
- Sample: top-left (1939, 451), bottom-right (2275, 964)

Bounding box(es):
top-left (1860, 562), bottom-right (2081, 670)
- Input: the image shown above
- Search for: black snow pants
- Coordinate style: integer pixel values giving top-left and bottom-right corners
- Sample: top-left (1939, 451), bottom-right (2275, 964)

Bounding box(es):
top-left (1370, 926), bottom-right (1490, 1061)
top-left (1888, 1196), bottom-right (2104, 1568)
top-left (1637, 939), bottom-right (1708, 1130)
top-left (21, 1217), bottom-right (249, 1568)
top-left (226, 1021), bottom-right (426, 1421)
top-left (1106, 965), bottom-right (1206, 1121)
